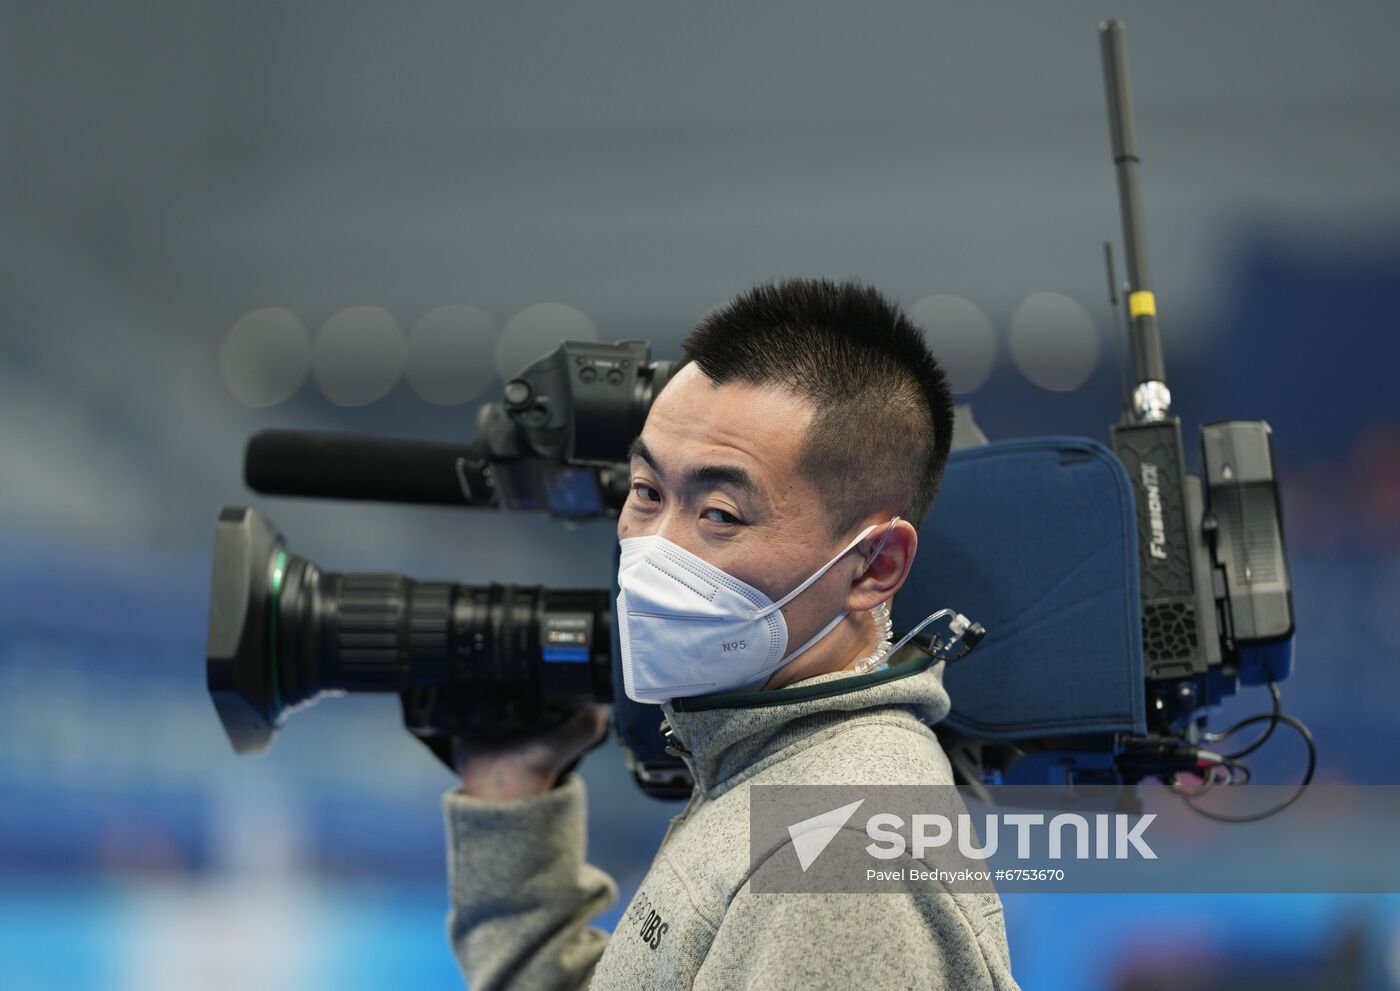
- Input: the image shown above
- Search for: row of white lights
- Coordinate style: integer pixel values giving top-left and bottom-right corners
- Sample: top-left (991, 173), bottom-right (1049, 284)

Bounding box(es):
top-left (220, 294), bottom-right (1102, 409)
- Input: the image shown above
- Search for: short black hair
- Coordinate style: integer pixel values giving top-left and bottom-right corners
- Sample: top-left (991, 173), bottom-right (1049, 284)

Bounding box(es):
top-left (680, 278), bottom-right (954, 535)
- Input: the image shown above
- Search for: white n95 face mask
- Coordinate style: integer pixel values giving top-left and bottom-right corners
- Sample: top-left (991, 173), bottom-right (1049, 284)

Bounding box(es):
top-left (616, 517), bottom-right (899, 704)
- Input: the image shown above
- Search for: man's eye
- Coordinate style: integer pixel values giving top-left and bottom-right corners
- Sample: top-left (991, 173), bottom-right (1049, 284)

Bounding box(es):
top-left (632, 483), bottom-right (661, 504)
top-left (703, 507), bottom-right (743, 525)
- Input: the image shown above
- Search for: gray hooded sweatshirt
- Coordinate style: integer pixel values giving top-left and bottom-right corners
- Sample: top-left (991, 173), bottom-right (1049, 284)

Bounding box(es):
top-left (441, 655), bottom-right (1021, 989)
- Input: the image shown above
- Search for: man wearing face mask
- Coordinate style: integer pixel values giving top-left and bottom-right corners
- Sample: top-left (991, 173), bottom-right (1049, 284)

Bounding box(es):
top-left (441, 279), bottom-right (1020, 990)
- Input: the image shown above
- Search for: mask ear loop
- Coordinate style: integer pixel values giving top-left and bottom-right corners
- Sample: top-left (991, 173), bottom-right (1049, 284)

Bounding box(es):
top-left (862, 515), bottom-right (901, 575)
top-left (761, 516), bottom-right (905, 671)
top-left (750, 516), bottom-right (902, 621)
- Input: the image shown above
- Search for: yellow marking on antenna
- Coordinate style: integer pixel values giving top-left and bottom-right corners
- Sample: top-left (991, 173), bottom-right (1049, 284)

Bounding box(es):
top-left (1128, 291), bottom-right (1157, 318)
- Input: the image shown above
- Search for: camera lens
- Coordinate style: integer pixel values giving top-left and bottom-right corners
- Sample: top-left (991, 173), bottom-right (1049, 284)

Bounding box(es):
top-left (207, 507), bottom-right (611, 753)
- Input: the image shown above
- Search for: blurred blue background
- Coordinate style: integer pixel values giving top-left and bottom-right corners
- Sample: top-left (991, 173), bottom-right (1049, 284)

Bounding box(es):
top-left (1, 2), bottom-right (1398, 988)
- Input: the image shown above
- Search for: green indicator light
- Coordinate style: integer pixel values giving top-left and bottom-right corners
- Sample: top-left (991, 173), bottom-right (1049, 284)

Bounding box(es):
top-left (268, 549), bottom-right (288, 713)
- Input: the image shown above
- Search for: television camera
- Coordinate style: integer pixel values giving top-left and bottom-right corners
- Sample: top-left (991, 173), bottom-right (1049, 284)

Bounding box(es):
top-left (207, 22), bottom-right (1308, 815)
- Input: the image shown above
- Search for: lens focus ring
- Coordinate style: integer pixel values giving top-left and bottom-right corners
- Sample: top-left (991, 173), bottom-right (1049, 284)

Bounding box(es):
top-left (327, 573), bottom-right (405, 689)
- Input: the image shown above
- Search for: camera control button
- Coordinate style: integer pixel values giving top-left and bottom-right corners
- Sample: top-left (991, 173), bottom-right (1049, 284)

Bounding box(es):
top-left (503, 380), bottom-right (533, 407)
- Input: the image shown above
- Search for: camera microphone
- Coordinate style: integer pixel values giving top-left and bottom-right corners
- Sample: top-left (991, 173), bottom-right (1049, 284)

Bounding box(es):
top-left (245, 429), bottom-right (497, 507)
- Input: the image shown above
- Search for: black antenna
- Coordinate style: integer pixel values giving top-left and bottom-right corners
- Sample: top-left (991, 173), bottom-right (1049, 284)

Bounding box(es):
top-left (1104, 241), bottom-right (1131, 419)
top-left (1100, 19), bottom-right (1170, 420)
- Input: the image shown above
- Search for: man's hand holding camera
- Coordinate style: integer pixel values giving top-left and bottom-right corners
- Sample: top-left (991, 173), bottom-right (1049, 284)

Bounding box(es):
top-left (452, 705), bottom-right (611, 800)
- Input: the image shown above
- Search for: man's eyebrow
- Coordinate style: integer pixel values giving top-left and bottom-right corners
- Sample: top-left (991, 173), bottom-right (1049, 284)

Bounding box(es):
top-left (690, 463), bottom-right (760, 496)
top-left (628, 437), bottom-right (660, 472)
top-left (628, 437), bottom-right (763, 498)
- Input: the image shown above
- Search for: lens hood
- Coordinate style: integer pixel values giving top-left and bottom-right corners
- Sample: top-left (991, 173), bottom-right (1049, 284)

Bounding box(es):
top-left (206, 506), bottom-right (284, 754)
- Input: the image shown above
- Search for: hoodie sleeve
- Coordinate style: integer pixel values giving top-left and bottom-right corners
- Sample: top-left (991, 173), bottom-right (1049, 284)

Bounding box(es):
top-left (691, 881), bottom-right (1019, 991)
top-left (442, 773), bottom-right (617, 991)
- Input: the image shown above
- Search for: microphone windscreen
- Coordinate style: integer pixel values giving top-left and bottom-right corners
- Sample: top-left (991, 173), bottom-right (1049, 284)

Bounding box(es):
top-left (244, 430), bottom-right (479, 506)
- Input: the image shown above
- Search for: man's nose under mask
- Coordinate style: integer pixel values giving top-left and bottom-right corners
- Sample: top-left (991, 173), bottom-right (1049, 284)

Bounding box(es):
top-left (615, 519), bottom-right (898, 704)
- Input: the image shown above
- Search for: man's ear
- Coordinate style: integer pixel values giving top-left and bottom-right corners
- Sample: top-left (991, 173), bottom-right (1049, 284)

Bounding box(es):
top-left (845, 519), bottom-right (918, 613)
